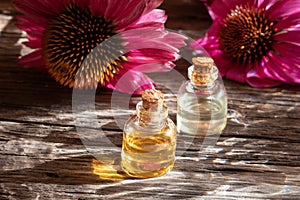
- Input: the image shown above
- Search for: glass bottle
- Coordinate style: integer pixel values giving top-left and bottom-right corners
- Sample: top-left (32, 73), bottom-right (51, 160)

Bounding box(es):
top-left (121, 89), bottom-right (177, 178)
top-left (177, 56), bottom-right (227, 136)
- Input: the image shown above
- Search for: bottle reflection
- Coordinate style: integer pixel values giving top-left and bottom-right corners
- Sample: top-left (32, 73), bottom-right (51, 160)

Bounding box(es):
top-left (92, 158), bottom-right (129, 181)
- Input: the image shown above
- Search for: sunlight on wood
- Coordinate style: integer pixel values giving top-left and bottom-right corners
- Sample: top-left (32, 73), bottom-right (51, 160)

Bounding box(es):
top-left (0, 14), bottom-right (11, 33)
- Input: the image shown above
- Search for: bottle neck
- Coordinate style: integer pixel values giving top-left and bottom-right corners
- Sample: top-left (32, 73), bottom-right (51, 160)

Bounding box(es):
top-left (136, 101), bottom-right (168, 129)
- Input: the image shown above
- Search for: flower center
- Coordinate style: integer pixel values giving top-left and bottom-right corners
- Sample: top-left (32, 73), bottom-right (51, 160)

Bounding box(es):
top-left (43, 4), bottom-right (125, 88)
top-left (219, 5), bottom-right (276, 64)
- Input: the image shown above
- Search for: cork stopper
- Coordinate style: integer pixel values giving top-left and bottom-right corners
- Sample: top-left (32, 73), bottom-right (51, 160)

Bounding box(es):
top-left (192, 57), bottom-right (214, 72)
top-left (138, 89), bottom-right (168, 127)
top-left (189, 56), bottom-right (218, 86)
top-left (141, 89), bottom-right (164, 111)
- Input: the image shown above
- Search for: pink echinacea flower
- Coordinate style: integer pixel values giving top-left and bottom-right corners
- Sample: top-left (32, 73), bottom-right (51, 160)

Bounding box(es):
top-left (13, 0), bottom-right (186, 93)
top-left (197, 0), bottom-right (300, 87)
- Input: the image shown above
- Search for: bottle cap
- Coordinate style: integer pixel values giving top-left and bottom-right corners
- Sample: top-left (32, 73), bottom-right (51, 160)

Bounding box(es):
top-left (192, 57), bottom-right (214, 71)
top-left (138, 89), bottom-right (168, 127)
top-left (189, 56), bottom-right (218, 86)
top-left (141, 89), bottom-right (164, 111)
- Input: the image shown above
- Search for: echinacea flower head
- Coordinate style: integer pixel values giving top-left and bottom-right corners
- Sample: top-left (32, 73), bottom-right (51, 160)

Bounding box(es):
top-left (13, 0), bottom-right (186, 93)
top-left (197, 0), bottom-right (300, 87)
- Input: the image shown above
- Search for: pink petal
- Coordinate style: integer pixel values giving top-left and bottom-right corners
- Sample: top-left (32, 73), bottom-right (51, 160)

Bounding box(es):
top-left (143, 0), bottom-right (164, 14)
top-left (209, 0), bottom-right (249, 20)
top-left (127, 21), bottom-right (164, 29)
top-left (210, 51), bottom-right (233, 76)
top-left (73, 0), bottom-right (90, 10)
top-left (13, 0), bottom-right (64, 19)
top-left (115, 0), bottom-right (167, 29)
top-left (13, 0), bottom-right (50, 25)
top-left (162, 32), bottom-right (187, 49)
top-left (15, 16), bottom-right (45, 38)
top-left (209, 0), bottom-right (231, 20)
top-left (246, 69), bottom-right (281, 87)
top-left (55, 0), bottom-right (69, 10)
top-left (135, 9), bottom-right (167, 25)
top-left (197, 37), bottom-right (231, 76)
top-left (197, 36), bottom-right (223, 50)
top-left (123, 49), bottom-right (178, 73)
top-left (116, 4), bottom-right (147, 31)
top-left (121, 62), bottom-right (175, 73)
top-left (253, 58), bottom-right (290, 83)
top-left (122, 27), bottom-right (185, 56)
top-left (266, 52), bottom-right (300, 84)
top-left (116, 0), bottom-right (148, 22)
top-left (22, 42), bottom-right (36, 49)
top-left (106, 70), bottom-right (155, 94)
top-left (18, 50), bottom-right (45, 69)
top-left (106, 0), bottom-right (146, 31)
top-left (257, 54), bottom-right (298, 83)
top-left (264, 0), bottom-right (288, 18)
top-left (225, 62), bottom-right (250, 83)
top-left (205, 21), bottom-right (222, 37)
top-left (105, 0), bottom-right (140, 20)
top-left (253, 58), bottom-right (277, 79)
top-left (257, 0), bottom-right (285, 9)
top-left (257, 0), bottom-right (272, 9)
top-left (122, 28), bottom-right (180, 54)
top-left (272, 43), bottom-right (300, 63)
top-left (267, 0), bottom-right (300, 19)
top-left (89, 0), bottom-right (108, 16)
top-left (27, 34), bottom-right (42, 45)
top-left (125, 40), bottom-right (178, 54)
top-left (126, 49), bottom-right (179, 64)
top-left (274, 31), bottom-right (300, 46)
top-left (40, 0), bottom-right (69, 14)
top-left (222, 0), bottom-right (254, 10)
top-left (16, 17), bottom-right (45, 49)
top-left (275, 12), bottom-right (300, 31)
top-left (122, 27), bottom-right (166, 41)
top-left (23, 36), bottom-right (42, 49)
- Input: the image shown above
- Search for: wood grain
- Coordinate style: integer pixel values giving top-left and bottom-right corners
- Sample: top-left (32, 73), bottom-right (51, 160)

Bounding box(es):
top-left (1, 0), bottom-right (300, 199)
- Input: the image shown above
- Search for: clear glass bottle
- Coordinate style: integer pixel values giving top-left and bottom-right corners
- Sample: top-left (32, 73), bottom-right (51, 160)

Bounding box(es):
top-left (177, 56), bottom-right (227, 136)
top-left (121, 89), bottom-right (177, 178)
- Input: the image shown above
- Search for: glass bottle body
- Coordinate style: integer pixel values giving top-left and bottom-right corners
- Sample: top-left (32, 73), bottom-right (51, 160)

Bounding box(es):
top-left (177, 78), bottom-right (227, 136)
top-left (121, 114), bottom-right (176, 178)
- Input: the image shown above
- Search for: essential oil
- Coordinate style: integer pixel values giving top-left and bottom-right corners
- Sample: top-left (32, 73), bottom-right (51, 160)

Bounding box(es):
top-left (177, 57), bottom-right (227, 135)
top-left (121, 89), bottom-right (177, 178)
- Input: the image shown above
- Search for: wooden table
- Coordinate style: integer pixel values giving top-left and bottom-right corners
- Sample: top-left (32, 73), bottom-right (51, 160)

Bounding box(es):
top-left (1, 0), bottom-right (299, 199)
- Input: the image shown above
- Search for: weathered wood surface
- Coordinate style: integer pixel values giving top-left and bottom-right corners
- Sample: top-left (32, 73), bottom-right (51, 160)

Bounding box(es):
top-left (1, 0), bottom-right (300, 199)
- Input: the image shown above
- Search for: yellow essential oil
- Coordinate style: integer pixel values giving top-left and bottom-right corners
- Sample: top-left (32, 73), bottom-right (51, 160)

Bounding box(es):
top-left (121, 90), bottom-right (177, 178)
